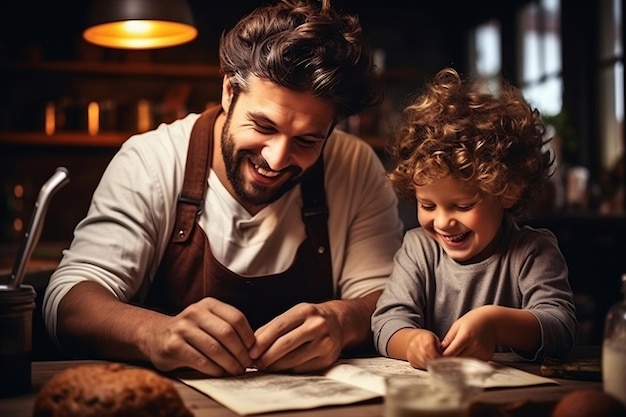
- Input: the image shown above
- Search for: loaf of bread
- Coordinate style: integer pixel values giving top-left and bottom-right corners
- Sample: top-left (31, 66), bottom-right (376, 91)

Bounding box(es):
top-left (33, 363), bottom-right (194, 417)
top-left (551, 388), bottom-right (626, 417)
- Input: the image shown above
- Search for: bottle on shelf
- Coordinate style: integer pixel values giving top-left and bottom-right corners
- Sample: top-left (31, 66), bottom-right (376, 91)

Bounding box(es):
top-left (602, 273), bottom-right (626, 407)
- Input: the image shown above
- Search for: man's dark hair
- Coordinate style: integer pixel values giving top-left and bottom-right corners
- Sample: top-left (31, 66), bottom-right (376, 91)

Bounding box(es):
top-left (219, 0), bottom-right (383, 120)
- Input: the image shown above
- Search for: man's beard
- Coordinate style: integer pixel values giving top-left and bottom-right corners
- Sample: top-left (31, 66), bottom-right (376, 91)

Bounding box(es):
top-left (221, 113), bottom-right (304, 207)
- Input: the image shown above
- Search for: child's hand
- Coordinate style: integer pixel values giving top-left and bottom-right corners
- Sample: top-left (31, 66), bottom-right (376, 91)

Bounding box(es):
top-left (440, 305), bottom-right (497, 362)
top-left (405, 329), bottom-right (442, 370)
top-left (387, 328), bottom-right (442, 370)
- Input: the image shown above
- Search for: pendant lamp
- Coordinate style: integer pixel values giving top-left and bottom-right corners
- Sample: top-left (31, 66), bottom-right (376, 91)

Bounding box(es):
top-left (83, 0), bottom-right (198, 49)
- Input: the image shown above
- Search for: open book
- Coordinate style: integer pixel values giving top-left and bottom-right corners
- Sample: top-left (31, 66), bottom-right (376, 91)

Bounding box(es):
top-left (178, 356), bottom-right (557, 415)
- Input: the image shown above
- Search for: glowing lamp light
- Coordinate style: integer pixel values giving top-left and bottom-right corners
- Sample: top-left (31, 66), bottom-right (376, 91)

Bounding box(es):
top-left (83, 0), bottom-right (197, 50)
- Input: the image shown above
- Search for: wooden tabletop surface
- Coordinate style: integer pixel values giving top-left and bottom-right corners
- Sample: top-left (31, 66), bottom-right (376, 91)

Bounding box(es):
top-left (0, 348), bottom-right (604, 417)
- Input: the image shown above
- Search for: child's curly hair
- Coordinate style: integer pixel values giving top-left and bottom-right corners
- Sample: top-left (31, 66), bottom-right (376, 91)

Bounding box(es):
top-left (386, 68), bottom-right (554, 220)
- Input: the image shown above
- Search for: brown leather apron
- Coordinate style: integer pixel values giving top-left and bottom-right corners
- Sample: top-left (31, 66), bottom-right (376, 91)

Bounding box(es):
top-left (144, 107), bottom-right (334, 330)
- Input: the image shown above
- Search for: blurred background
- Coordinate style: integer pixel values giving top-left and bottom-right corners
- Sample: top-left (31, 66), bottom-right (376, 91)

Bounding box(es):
top-left (0, 0), bottom-right (624, 347)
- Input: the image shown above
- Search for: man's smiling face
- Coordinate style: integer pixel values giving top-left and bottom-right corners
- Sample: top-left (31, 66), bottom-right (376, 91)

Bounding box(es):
top-left (220, 76), bottom-right (335, 212)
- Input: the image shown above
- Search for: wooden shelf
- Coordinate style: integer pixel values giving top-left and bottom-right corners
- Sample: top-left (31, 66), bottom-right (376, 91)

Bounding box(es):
top-left (0, 131), bottom-right (132, 147)
top-left (1, 61), bottom-right (423, 81)
top-left (1, 131), bottom-right (388, 150)
top-left (0, 60), bottom-right (408, 150)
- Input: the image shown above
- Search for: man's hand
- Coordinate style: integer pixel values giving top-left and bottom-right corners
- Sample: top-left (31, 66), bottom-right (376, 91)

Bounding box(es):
top-left (250, 292), bottom-right (380, 373)
top-left (249, 302), bottom-right (344, 373)
top-left (57, 282), bottom-right (256, 377)
top-left (146, 297), bottom-right (257, 376)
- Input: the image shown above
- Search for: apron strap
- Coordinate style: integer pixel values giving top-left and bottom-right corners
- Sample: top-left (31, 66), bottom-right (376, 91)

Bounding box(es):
top-left (301, 156), bottom-right (333, 285)
top-left (172, 110), bottom-right (215, 243)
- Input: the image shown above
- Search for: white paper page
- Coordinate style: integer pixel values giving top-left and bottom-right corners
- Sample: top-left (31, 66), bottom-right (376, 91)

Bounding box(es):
top-left (337, 356), bottom-right (558, 388)
top-left (323, 364), bottom-right (387, 396)
top-left (485, 361), bottom-right (558, 387)
top-left (180, 369), bottom-right (380, 416)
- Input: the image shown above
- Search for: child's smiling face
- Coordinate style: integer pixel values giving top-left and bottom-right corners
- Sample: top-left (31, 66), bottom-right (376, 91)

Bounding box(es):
top-left (415, 175), bottom-right (510, 264)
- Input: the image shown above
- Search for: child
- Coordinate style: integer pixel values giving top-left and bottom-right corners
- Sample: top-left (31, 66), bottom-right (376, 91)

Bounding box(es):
top-left (371, 68), bottom-right (577, 369)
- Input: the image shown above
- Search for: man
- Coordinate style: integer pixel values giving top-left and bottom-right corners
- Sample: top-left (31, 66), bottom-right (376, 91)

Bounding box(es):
top-left (43, 0), bottom-right (403, 377)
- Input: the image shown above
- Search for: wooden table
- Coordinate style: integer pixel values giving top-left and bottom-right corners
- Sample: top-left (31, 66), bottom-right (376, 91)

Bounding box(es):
top-left (0, 351), bottom-right (603, 417)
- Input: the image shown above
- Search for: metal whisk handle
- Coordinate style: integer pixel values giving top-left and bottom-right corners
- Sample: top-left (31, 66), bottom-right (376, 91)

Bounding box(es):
top-left (7, 167), bottom-right (70, 289)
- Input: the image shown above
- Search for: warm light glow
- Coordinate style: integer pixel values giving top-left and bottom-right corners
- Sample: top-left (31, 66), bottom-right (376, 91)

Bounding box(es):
top-left (13, 217), bottom-right (23, 233)
top-left (88, 101), bottom-right (100, 135)
top-left (45, 102), bottom-right (56, 135)
top-left (137, 99), bottom-right (152, 132)
top-left (122, 20), bottom-right (153, 35)
top-left (83, 20), bottom-right (197, 49)
top-left (13, 184), bottom-right (24, 199)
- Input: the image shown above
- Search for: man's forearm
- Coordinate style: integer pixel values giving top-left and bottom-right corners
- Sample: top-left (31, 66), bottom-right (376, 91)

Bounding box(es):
top-left (324, 290), bottom-right (382, 350)
top-left (56, 280), bottom-right (165, 362)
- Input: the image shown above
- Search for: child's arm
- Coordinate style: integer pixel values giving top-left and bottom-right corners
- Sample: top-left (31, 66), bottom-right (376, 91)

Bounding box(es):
top-left (440, 305), bottom-right (540, 359)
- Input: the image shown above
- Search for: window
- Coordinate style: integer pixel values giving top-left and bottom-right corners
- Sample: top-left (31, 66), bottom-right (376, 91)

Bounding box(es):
top-left (469, 0), bottom-right (563, 114)
top-left (519, 0), bottom-right (562, 116)
top-left (598, 0), bottom-right (623, 171)
top-left (470, 20), bottom-right (501, 78)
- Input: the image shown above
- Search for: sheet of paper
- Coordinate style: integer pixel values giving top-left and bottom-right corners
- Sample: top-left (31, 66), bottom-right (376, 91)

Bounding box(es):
top-left (486, 361), bottom-right (558, 388)
top-left (180, 368), bottom-right (379, 415)
top-left (338, 356), bottom-right (558, 389)
top-left (179, 356), bottom-right (558, 415)
top-left (323, 363), bottom-right (389, 396)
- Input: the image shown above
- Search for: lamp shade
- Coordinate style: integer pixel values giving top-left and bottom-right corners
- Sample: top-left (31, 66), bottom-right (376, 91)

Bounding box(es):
top-left (83, 0), bottom-right (198, 49)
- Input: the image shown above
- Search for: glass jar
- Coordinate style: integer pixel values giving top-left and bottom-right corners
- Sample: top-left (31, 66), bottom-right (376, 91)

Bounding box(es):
top-left (602, 273), bottom-right (626, 407)
top-left (0, 284), bottom-right (36, 397)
